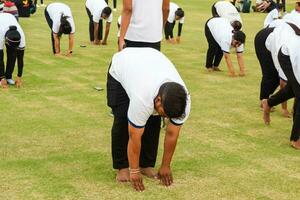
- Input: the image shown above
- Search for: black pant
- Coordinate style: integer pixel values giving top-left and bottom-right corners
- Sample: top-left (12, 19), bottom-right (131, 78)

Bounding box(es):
top-left (34, 0), bottom-right (44, 4)
top-left (165, 21), bottom-right (175, 40)
top-left (211, 3), bottom-right (219, 17)
top-left (107, 72), bottom-right (161, 169)
top-left (44, 8), bottom-right (56, 54)
top-left (0, 46), bottom-right (24, 79)
top-left (124, 40), bottom-right (161, 51)
top-left (86, 7), bottom-right (103, 42)
top-left (254, 28), bottom-right (279, 100)
top-left (268, 50), bottom-right (300, 141)
top-left (205, 20), bottom-right (223, 68)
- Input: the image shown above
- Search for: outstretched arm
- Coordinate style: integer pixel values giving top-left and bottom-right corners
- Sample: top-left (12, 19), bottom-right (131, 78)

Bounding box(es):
top-left (224, 52), bottom-right (236, 77)
top-left (67, 33), bottom-right (74, 56)
top-left (237, 52), bottom-right (245, 76)
top-left (93, 22), bottom-right (100, 44)
top-left (162, 0), bottom-right (170, 27)
top-left (0, 50), bottom-right (7, 88)
top-left (53, 33), bottom-right (61, 55)
top-left (128, 123), bottom-right (145, 191)
top-left (102, 22), bottom-right (111, 45)
top-left (158, 122), bottom-right (181, 186)
top-left (15, 49), bottom-right (25, 88)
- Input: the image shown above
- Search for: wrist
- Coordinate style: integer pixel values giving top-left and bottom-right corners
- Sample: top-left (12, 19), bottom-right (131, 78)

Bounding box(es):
top-left (129, 168), bottom-right (140, 174)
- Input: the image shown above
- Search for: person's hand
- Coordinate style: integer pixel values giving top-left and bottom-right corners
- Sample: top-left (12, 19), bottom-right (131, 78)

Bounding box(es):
top-left (170, 38), bottom-right (176, 44)
top-left (101, 40), bottom-right (107, 45)
top-left (176, 37), bottom-right (181, 44)
top-left (15, 77), bottom-right (22, 88)
top-left (1, 78), bottom-right (8, 89)
top-left (93, 40), bottom-right (100, 45)
top-left (65, 50), bottom-right (73, 57)
top-left (158, 166), bottom-right (173, 187)
top-left (130, 172), bottom-right (145, 192)
top-left (118, 38), bottom-right (126, 51)
top-left (54, 52), bottom-right (62, 57)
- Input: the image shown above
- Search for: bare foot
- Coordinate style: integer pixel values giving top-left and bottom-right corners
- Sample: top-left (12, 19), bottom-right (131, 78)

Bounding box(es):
top-left (229, 73), bottom-right (237, 77)
top-left (140, 167), bottom-right (158, 179)
top-left (213, 67), bottom-right (222, 72)
top-left (116, 168), bottom-right (130, 182)
top-left (291, 140), bottom-right (300, 150)
top-left (207, 68), bottom-right (213, 72)
top-left (262, 99), bottom-right (271, 125)
top-left (281, 109), bottom-right (291, 118)
top-left (239, 72), bottom-right (245, 77)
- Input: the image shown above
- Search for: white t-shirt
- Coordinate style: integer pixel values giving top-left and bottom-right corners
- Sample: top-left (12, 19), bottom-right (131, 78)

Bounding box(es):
top-left (0, 13), bottom-right (25, 50)
top-left (283, 11), bottom-right (300, 28)
top-left (167, 2), bottom-right (184, 24)
top-left (214, 1), bottom-right (242, 23)
top-left (265, 22), bottom-right (296, 80)
top-left (264, 9), bottom-right (279, 28)
top-left (46, 3), bottom-right (75, 34)
top-left (109, 48), bottom-right (191, 127)
top-left (124, 0), bottom-right (163, 43)
top-left (279, 31), bottom-right (300, 84)
top-left (86, 0), bottom-right (113, 23)
top-left (207, 17), bottom-right (244, 53)
top-left (268, 18), bottom-right (285, 28)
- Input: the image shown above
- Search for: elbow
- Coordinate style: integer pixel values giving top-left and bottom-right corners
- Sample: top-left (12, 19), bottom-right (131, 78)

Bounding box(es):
top-left (224, 53), bottom-right (230, 59)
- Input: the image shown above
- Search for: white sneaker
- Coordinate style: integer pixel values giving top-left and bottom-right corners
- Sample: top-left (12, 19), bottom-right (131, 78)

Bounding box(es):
top-left (6, 79), bottom-right (15, 85)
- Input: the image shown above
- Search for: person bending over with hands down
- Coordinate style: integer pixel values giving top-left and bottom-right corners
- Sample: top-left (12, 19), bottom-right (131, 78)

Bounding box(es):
top-left (107, 47), bottom-right (191, 191)
top-left (165, 2), bottom-right (185, 44)
top-left (205, 17), bottom-right (246, 76)
top-left (86, 0), bottom-right (112, 45)
top-left (44, 2), bottom-right (75, 56)
top-left (0, 13), bottom-right (25, 88)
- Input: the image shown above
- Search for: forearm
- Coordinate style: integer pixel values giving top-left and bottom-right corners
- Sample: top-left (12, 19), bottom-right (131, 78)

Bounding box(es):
top-left (178, 23), bottom-right (183, 37)
top-left (53, 34), bottom-right (60, 53)
top-left (103, 23), bottom-right (110, 42)
top-left (17, 49), bottom-right (24, 77)
top-left (120, 0), bottom-right (132, 42)
top-left (224, 53), bottom-right (235, 74)
top-left (68, 34), bottom-right (74, 52)
top-left (127, 138), bottom-right (141, 169)
top-left (161, 124), bottom-right (181, 167)
top-left (94, 23), bottom-right (99, 42)
top-left (237, 53), bottom-right (245, 71)
top-left (162, 0), bottom-right (170, 27)
top-left (0, 50), bottom-right (4, 78)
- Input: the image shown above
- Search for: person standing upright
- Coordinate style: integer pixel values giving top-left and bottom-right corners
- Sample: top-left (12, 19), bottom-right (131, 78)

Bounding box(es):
top-left (118, 0), bottom-right (170, 51)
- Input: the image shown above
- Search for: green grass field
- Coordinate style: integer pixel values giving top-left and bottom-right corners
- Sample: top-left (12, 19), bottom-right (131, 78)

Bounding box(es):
top-left (1, 0), bottom-right (300, 199)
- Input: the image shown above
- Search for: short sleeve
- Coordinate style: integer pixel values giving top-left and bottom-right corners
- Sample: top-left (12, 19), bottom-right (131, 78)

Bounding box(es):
top-left (170, 93), bottom-right (191, 125)
top-left (106, 13), bottom-right (113, 23)
top-left (236, 44), bottom-right (244, 53)
top-left (127, 97), bottom-right (152, 128)
top-left (179, 16), bottom-right (184, 24)
top-left (92, 9), bottom-right (101, 23)
top-left (52, 19), bottom-right (60, 33)
top-left (220, 40), bottom-right (231, 53)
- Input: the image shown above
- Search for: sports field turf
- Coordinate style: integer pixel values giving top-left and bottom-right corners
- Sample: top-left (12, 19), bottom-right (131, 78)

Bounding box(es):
top-left (1, 0), bottom-right (300, 199)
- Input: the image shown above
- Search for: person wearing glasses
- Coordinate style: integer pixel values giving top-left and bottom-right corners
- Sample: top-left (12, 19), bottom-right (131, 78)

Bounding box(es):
top-left (0, 13), bottom-right (25, 88)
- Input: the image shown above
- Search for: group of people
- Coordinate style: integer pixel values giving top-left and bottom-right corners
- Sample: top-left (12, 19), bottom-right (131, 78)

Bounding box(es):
top-left (255, 2), bottom-right (300, 150)
top-left (1, 0), bottom-right (300, 193)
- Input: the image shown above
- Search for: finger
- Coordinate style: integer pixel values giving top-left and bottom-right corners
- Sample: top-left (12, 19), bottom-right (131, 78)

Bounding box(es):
top-left (165, 175), bottom-right (171, 186)
top-left (137, 181), bottom-right (144, 191)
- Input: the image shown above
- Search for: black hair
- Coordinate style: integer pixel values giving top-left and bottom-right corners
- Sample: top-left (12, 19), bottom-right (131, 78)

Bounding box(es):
top-left (233, 30), bottom-right (246, 44)
top-left (58, 14), bottom-right (71, 37)
top-left (175, 8), bottom-right (184, 18)
top-left (158, 82), bottom-right (187, 119)
top-left (277, 3), bottom-right (283, 10)
top-left (231, 20), bottom-right (242, 31)
top-left (296, 2), bottom-right (300, 6)
top-left (5, 26), bottom-right (21, 48)
top-left (102, 6), bottom-right (112, 18)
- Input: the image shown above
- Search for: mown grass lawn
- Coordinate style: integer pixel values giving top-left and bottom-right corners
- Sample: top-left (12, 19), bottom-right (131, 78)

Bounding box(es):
top-left (1, 0), bottom-right (300, 199)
